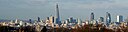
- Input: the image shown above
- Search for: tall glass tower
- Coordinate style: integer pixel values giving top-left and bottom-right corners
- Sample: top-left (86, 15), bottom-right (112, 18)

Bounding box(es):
top-left (90, 12), bottom-right (94, 24)
top-left (99, 17), bottom-right (104, 22)
top-left (117, 15), bottom-right (123, 22)
top-left (38, 17), bottom-right (40, 22)
top-left (56, 4), bottom-right (61, 25)
top-left (106, 12), bottom-right (111, 26)
top-left (90, 12), bottom-right (94, 21)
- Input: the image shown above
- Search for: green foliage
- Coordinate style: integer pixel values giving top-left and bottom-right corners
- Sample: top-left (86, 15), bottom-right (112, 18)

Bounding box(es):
top-left (0, 26), bottom-right (36, 32)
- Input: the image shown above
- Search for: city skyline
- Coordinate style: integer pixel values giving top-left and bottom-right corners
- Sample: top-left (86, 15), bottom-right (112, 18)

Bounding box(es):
top-left (0, 0), bottom-right (128, 32)
top-left (0, 0), bottom-right (128, 21)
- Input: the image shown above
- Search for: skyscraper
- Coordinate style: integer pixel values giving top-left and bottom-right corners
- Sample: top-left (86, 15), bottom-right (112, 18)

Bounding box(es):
top-left (38, 17), bottom-right (40, 22)
top-left (117, 15), bottom-right (123, 22)
top-left (49, 16), bottom-right (54, 24)
top-left (29, 19), bottom-right (32, 23)
top-left (46, 17), bottom-right (49, 20)
top-left (55, 4), bottom-right (61, 25)
top-left (66, 19), bottom-right (70, 24)
top-left (90, 12), bottom-right (94, 24)
top-left (90, 12), bottom-right (94, 21)
top-left (99, 17), bottom-right (104, 22)
top-left (29, 19), bottom-right (32, 22)
top-left (77, 18), bottom-right (82, 25)
top-left (69, 17), bottom-right (73, 23)
top-left (106, 12), bottom-right (111, 26)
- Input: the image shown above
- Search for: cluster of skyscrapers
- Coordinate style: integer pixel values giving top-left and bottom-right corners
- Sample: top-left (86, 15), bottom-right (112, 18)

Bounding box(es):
top-left (46, 4), bottom-right (125, 26)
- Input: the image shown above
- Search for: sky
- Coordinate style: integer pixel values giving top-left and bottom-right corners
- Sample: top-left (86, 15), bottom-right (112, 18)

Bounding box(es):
top-left (0, 0), bottom-right (128, 21)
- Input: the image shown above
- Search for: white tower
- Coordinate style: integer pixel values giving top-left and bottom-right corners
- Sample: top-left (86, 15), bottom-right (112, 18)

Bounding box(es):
top-left (117, 15), bottom-right (123, 22)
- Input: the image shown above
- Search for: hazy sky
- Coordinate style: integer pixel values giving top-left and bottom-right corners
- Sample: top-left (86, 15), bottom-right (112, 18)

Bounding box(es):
top-left (0, 0), bottom-right (128, 21)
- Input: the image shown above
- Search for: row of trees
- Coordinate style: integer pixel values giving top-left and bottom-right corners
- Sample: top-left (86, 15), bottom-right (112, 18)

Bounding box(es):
top-left (0, 26), bottom-right (36, 32)
top-left (0, 24), bottom-right (128, 32)
top-left (47, 24), bottom-right (128, 32)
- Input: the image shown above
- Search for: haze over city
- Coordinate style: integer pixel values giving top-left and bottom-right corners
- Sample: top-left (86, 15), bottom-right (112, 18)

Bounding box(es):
top-left (0, 0), bottom-right (128, 21)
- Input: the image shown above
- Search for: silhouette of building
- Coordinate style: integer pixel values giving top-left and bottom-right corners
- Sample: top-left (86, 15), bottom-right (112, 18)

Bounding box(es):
top-left (106, 12), bottom-right (111, 26)
top-left (55, 4), bottom-right (61, 25)
top-left (69, 17), bottom-right (73, 23)
top-left (38, 17), bottom-right (40, 22)
top-left (49, 16), bottom-right (55, 24)
top-left (77, 18), bottom-right (82, 25)
top-left (117, 15), bottom-right (123, 22)
top-left (29, 19), bottom-right (32, 23)
top-left (46, 17), bottom-right (49, 20)
top-left (90, 12), bottom-right (94, 24)
top-left (99, 17), bottom-right (104, 22)
top-left (90, 12), bottom-right (94, 21)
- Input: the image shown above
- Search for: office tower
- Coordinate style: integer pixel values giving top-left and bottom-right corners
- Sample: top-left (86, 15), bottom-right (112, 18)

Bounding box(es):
top-left (125, 17), bottom-right (128, 26)
top-left (90, 12), bottom-right (94, 21)
top-left (55, 4), bottom-right (61, 25)
top-left (90, 12), bottom-right (94, 24)
top-left (106, 12), bottom-right (111, 26)
top-left (117, 15), bottom-right (123, 22)
top-left (46, 17), bottom-right (50, 23)
top-left (66, 19), bottom-right (70, 24)
top-left (15, 19), bottom-right (18, 23)
top-left (96, 21), bottom-right (98, 26)
top-left (19, 21), bottom-right (23, 25)
top-left (99, 17), bottom-right (104, 22)
top-left (68, 17), bottom-right (77, 23)
top-left (46, 17), bottom-right (49, 20)
top-left (126, 17), bottom-right (128, 26)
top-left (73, 19), bottom-right (76, 23)
top-left (69, 17), bottom-right (74, 23)
top-left (49, 16), bottom-right (54, 24)
top-left (65, 19), bottom-right (69, 24)
top-left (68, 17), bottom-right (72, 23)
top-left (29, 19), bottom-right (32, 23)
top-left (77, 18), bottom-right (82, 25)
top-left (29, 19), bottom-right (32, 22)
top-left (38, 17), bottom-right (40, 22)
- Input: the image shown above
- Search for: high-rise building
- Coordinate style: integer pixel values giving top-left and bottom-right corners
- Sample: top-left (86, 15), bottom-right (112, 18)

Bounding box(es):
top-left (117, 15), bottom-right (123, 22)
top-left (68, 17), bottom-right (77, 23)
top-left (69, 17), bottom-right (73, 23)
top-left (29, 19), bottom-right (32, 23)
top-left (46, 17), bottom-right (50, 23)
top-left (15, 19), bottom-right (18, 23)
top-left (106, 12), bottom-right (111, 26)
top-left (99, 17), bottom-right (104, 22)
top-left (126, 17), bottom-right (128, 26)
top-left (38, 17), bottom-right (40, 22)
top-left (46, 17), bottom-right (49, 20)
top-left (49, 16), bottom-right (55, 24)
top-left (65, 19), bottom-right (69, 24)
top-left (29, 19), bottom-right (32, 22)
top-left (55, 4), bottom-right (61, 25)
top-left (66, 19), bottom-right (70, 24)
top-left (90, 12), bottom-right (94, 21)
top-left (90, 12), bottom-right (94, 24)
top-left (77, 18), bottom-right (82, 25)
